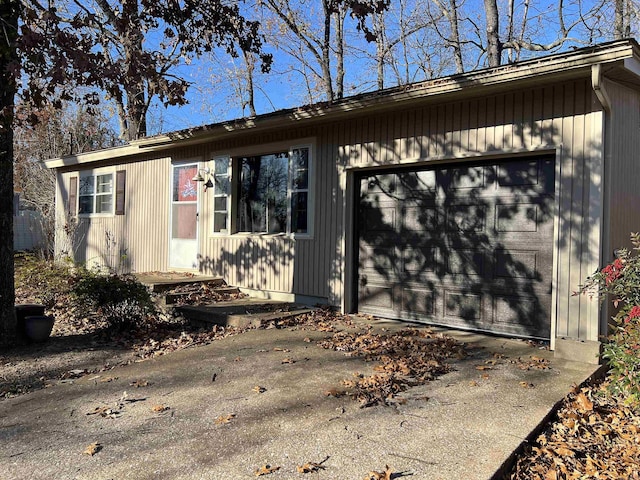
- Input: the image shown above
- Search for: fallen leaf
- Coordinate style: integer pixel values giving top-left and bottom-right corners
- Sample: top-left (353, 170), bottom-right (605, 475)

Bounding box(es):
top-left (273, 347), bottom-right (290, 352)
top-left (215, 413), bottom-right (236, 425)
top-left (254, 464), bottom-right (280, 476)
top-left (99, 376), bottom-right (118, 383)
top-left (325, 388), bottom-right (346, 397)
top-left (281, 358), bottom-right (295, 364)
top-left (151, 404), bottom-right (169, 413)
top-left (253, 385), bottom-right (267, 393)
top-left (519, 382), bottom-right (535, 389)
top-left (475, 365), bottom-right (492, 371)
top-left (364, 464), bottom-right (393, 480)
top-left (83, 442), bottom-right (101, 456)
top-left (303, 337), bottom-right (312, 343)
top-left (297, 462), bottom-right (325, 473)
top-left (86, 406), bottom-right (119, 418)
top-left (575, 392), bottom-right (593, 412)
top-left (481, 373), bottom-right (490, 380)
top-left (469, 380), bottom-right (479, 387)
top-left (130, 380), bottom-right (149, 388)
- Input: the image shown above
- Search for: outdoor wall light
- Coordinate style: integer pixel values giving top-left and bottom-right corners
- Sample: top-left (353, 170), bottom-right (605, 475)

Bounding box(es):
top-left (192, 168), bottom-right (214, 192)
top-left (192, 168), bottom-right (210, 182)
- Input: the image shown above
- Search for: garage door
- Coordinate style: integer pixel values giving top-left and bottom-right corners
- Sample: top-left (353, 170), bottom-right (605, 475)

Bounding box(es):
top-left (357, 157), bottom-right (555, 338)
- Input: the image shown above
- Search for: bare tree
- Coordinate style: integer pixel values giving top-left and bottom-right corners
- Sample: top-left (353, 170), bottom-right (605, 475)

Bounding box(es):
top-left (259, 0), bottom-right (388, 101)
top-left (13, 103), bottom-right (120, 256)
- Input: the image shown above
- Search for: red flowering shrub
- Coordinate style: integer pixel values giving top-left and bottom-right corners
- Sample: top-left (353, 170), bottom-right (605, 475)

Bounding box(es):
top-left (578, 232), bottom-right (640, 408)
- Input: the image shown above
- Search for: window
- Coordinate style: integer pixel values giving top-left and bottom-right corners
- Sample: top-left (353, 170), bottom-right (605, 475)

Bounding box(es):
top-left (231, 146), bottom-right (310, 235)
top-left (78, 172), bottom-right (114, 214)
top-left (213, 157), bottom-right (230, 233)
top-left (290, 147), bottom-right (309, 233)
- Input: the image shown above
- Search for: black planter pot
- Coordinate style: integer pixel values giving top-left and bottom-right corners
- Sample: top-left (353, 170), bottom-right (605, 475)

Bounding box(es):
top-left (23, 315), bottom-right (55, 343)
top-left (14, 304), bottom-right (46, 342)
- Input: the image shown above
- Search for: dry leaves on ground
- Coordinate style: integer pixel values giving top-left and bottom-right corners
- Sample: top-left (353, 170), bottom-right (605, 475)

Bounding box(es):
top-left (215, 413), bottom-right (236, 425)
top-left (83, 442), bottom-right (101, 456)
top-left (151, 404), bottom-right (169, 413)
top-left (508, 381), bottom-right (640, 479)
top-left (254, 464), bottom-right (280, 476)
top-left (364, 465), bottom-right (393, 480)
top-left (86, 406), bottom-right (119, 419)
top-left (320, 328), bottom-right (463, 407)
top-left (297, 462), bottom-right (326, 473)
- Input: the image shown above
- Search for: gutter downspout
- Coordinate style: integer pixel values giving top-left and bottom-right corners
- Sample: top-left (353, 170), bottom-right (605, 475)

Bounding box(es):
top-left (591, 63), bottom-right (612, 342)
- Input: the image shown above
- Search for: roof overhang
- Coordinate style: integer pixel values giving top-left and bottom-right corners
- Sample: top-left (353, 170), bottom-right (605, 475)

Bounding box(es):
top-left (44, 39), bottom-right (640, 170)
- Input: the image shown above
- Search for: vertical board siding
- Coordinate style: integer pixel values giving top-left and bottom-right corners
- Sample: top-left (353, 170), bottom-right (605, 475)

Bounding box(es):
top-left (55, 78), bottom-right (606, 342)
top-left (607, 79), bottom-right (640, 275)
top-left (340, 78), bottom-right (600, 342)
top-left (56, 156), bottom-right (171, 273)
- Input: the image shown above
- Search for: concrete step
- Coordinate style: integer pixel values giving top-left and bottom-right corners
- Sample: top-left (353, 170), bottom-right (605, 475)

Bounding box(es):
top-left (136, 274), bottom-right (226, 293)
top-left (177, 299), bottom-right (315, 329)
top-left (163, 286), bottom-right (241, 305)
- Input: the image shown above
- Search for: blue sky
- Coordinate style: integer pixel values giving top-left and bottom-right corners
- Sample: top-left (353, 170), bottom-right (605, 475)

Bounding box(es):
top-left (134, 0), bottom-right (617, 136)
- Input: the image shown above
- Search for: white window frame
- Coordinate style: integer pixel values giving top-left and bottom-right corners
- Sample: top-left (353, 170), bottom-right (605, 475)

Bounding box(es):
top-left (211, 156), bottom-right (231, 235)
top-left (287, 145), bottom-right (312, 237)
top-left (210, 143), bottom-right (313, 238)
top-left (77, 169), bottom-right (115, 217)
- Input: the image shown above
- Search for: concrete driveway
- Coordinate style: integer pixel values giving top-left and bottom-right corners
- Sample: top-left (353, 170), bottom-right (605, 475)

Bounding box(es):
top-left (0, 320), bottom-right (598, 480)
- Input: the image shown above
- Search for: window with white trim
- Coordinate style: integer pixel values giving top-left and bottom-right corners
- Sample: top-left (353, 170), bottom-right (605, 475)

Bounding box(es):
top-left (78, 172), bottom-right (114, 214)
top-left (212, 146), bottom-right (311, 235)
top-left (212, 157), bottom-right (230, 233)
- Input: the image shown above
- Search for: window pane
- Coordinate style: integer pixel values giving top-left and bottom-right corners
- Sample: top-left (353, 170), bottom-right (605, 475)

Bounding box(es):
top-left (292, 148), bottom-right (308, 169)
top-left (172, 204), bottom-right (197, 239)
top-left (214, 212), bottom-right (228, 232)
top-left (95, 194), bottom-right (113, 214)
top-left (291, 192), bottom-right (308, 233)
top-left (214, 197), bottom-right (227, 211)
top-left (78, 196), bottom-right (93, 214)
top-left (214, 158), bottom-right (228, 174)
top-left (173, 165), bottom-right (198, 202)
top-left (292, 169), bottom-right (308, 190)
top-left (79, 176), bottom-right (94, 195)
top-left (96, 174), bottom-right (113, 194)
top-left (239, 154), bottom-right (288, 233)
top-left (214, 176), bottom-right (230, 195)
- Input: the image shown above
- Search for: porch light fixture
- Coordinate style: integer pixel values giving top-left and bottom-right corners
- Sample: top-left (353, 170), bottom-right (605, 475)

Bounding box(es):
top-left (192, 168), bottom-right (214, 192)
top-left (192, 168), bottom-right (210, 182)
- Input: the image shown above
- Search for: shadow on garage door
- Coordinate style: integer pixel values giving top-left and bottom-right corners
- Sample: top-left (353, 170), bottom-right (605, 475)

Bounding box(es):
top-left (356, 155), bottom-right (555, 339)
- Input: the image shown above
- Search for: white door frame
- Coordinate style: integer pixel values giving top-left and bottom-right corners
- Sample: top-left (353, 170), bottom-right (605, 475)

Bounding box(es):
top-left (169, 160), bottom-right (201, 270)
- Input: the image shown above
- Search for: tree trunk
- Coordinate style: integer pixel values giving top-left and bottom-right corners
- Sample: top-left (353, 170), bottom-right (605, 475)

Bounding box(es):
top-left (0, 0), bottom-right (19, 347)
top-left (484, 0), bottom-right (502, 67)
top-left (321, 0), bottom-right (335, 101)
top-left (122, 0), bottom-right (147, 140)
top-left (449, 0), bottom-right (465, 73)
top-left (374, 11), bottom-right (386, 89)
top-left (614, 0), bottom-right (625, 39)
top-left (243, 50), bottom-right (257, 117)
top-left (334, 6), bottom-right (346, 99)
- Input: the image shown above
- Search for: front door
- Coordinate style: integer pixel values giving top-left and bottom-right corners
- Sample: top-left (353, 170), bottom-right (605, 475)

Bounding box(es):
top-left (170, 162), bottom-right (199, 269)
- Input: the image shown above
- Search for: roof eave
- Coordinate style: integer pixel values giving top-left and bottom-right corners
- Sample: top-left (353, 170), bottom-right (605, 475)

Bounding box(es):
top-left (44, 40), bottom-right (640, 170)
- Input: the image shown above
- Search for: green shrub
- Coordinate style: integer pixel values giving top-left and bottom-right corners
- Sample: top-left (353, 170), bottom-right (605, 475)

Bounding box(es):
top-left (578, 232), bottom-right (640, 407)
top-left (71, 268), bottom-right (156, 330)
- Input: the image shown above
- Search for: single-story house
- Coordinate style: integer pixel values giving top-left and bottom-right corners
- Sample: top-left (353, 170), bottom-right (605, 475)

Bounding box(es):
top-left (45, 39), bottom-right (640, 362)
